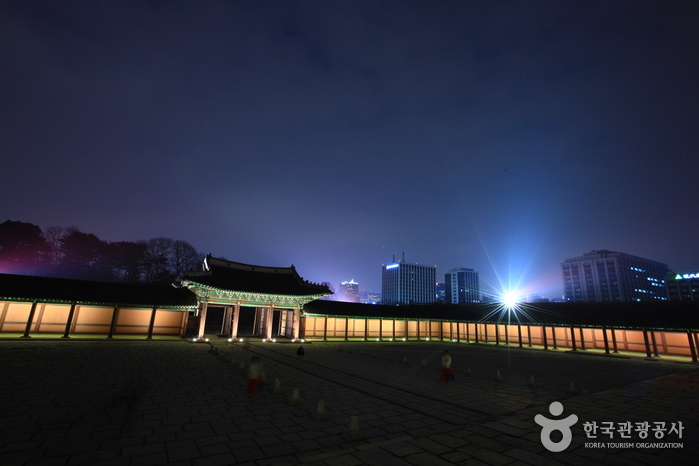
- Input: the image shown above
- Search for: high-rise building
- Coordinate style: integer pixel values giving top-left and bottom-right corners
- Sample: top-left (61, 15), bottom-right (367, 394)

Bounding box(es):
top-left (381, 260), bottom-right (436, 305)
top-left (665, 271), bottom-right (699, 301)
top-left (445, 268), bottom-right (480, 303)
top-left (562, 250), bottom-right (668, 302)
top-left (338, 279), bottom-right (360, 303)
top-left (436, 282), bottom-right (446, 302)
top-left (361, 291), bottom-right (381, 305)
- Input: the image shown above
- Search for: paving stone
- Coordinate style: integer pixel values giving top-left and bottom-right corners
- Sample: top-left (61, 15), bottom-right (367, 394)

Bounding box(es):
top-left (67, 447), bottom-right (121, 464)
top-left (504, 447), bottom-right (566, 466)
top-left (429, 433), bottom-right (467, 448)
top-left (198, 443), bottom-right (230, 457)
top-left (470, 448), bottom-right (516, 466)
top-left (408, 437), bottom-right (454, 455)
top-left (353, 448), bottom-right (412, 465)
top-left (25, 457), bottom-right (73, 466)
top-left (129, 452), bottom-right (169, 466)
top-left (381, 441), bottom-right (424, 457)
top-left (440, 450), bottom-right (472, 463)
top-left (166, 445), bottom-right (202, 462)
top-left (403, 451), bottom-right (456, 466)
top-left (319, 454), bottom-right (365, 465)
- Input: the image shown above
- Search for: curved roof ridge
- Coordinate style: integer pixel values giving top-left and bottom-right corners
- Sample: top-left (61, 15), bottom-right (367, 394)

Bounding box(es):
top-left (205, 255), bottom-right (296, 274)
top-left (182, 255), bottom-right (331, 297)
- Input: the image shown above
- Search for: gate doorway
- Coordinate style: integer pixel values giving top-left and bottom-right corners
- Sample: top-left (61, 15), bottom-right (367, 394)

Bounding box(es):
top-left (204, 306), bottom-right (225, 335)
top-left (272, 310), bottom-right (282, 337)
top-left (237, 307), bottom-right (256, 336)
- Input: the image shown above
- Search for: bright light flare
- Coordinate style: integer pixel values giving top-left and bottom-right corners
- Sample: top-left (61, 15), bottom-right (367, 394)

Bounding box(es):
top-left (502, 291), bottom-right (519, 309)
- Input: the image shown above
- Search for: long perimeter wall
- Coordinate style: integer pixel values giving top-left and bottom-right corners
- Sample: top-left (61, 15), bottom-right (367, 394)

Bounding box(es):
top-left (0, 301), bottom-right (189, 338)
top-left (302, 316), bottom-right (699, 361)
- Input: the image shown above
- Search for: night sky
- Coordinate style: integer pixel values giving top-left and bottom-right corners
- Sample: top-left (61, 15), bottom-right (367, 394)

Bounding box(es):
top-left (2, 1), bottom-right (698, 299)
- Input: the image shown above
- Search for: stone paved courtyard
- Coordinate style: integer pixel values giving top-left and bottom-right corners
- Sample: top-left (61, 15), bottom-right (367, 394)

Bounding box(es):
top-left (1, 336), bottom-right (697, 465)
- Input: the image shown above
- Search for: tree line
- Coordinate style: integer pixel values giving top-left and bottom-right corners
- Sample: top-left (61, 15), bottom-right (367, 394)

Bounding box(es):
top-left (0, 220), bottom-right (205, 286)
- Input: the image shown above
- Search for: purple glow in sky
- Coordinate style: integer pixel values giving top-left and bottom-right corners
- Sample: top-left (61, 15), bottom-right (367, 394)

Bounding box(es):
top-left (2, 1), bottom-right (698, 298)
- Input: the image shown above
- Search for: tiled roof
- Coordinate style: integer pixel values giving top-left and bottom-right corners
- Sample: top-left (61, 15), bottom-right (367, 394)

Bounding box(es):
top-left (303, 300), bottom-right (699, 331)
top-left (182, 255), bottom-right (331, 297)
top-left (0, 273), bottom-right (198, 309)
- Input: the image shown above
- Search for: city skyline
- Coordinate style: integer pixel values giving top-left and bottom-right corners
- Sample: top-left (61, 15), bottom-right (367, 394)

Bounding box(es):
top-left (1, 216), bottom-right (687, 302)
top-left (2, 2), bottom-right (698, 300)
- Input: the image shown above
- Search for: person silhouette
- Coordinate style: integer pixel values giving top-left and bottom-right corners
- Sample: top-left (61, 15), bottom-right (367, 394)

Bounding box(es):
top-left (297, 346), bottom-right (305, 356)
top-left (440, 350), bottom-right (452, 383)
top-left (247, 356), bottom-right (264, 395)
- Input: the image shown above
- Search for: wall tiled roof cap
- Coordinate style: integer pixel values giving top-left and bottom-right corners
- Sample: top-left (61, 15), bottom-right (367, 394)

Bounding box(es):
top-left (0, 273), bottom-right (198, 309)
top-left (304, 300), bottom-right (699, 331)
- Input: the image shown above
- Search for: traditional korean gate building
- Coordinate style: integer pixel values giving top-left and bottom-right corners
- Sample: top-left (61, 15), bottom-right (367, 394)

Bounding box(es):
top-left (179, 255), bottom-right (331, 339)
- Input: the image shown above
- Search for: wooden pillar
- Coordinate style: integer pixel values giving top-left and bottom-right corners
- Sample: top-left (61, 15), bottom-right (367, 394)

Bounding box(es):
top-left (687, 331), bottom-right (698, 363)
top-left (517, 324), bottom-right (522, 347)
top-left (34, 303), bottom-right (46, 333)
top-left (265, 306), bottom-right (274, 339)
top-left (221, 306), bottom-right (232, 336)
top-left (147, 306), bottom-right (158, 339)
top-left (21, 301), bottom-right (39, 338)
top-left (294, 307), bottom-right (302, 339)
top-left (379, 319), bottom-right (383, 341)
top-left (474, 323), bottom-right (479, 343)
top-left (504, 323), bottom-right (509, 345)
top-left (527, 325), bottom-right (532, 347)
top-left (611, 328), bottom-right (619, 353)
top-left (180, 310), bottom-right (188, 338)
top-left (543, 326), bottom-right (548, 350)
top-left (198, 303), bottom-right (209, 338)
top-left (466, 322), bottom-right (470, 342)
top-left (251, 307), bottom-right (259, 335)
top-left (552, 326), bottom-right (558, 349)
top-left (107, 305), bottom-right (120, 339)
top-left (345, 317), bottom-right (350, 341)
top-left (0, 301), bottom-right (10, 332)
top-left (231, 303), bottom-right (241, 339)
top-left (405, 320), bottom-right (409, 340)
top-left (364, 318), bottom-right (369, 340)
top-left (484, 324), bottom-right (488, 343)
top-left (602, 327), bottom-right (610, 354)
top-left (456, 322), bottom-right (460, 342)
top-left (650, 331), bottom-right (659, 357)
top-left (259, 306), bottom-right (267, 338)
top-left (62, 302), bottom-right (77, 339)
top-left (392, 319), bottom-right (396, 340)
top-left (259, 307), bottom-right (266, 338)
top-left (570, 326), bottom-right (577, 351)
top-left (439, 321), bottom-right (443, 341)
top-left (495, 323), bottom-right (500, 345)
top-left (323, 316), bottom-right (328, 341)
top-left (642, 329), bottom-right (652, 358)
top-left (427, 320), bottom-right (432, 339)
top-left (299, 312), bottom-right (307, 340)
top-left (579, 328), bottom-right (586, 350)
